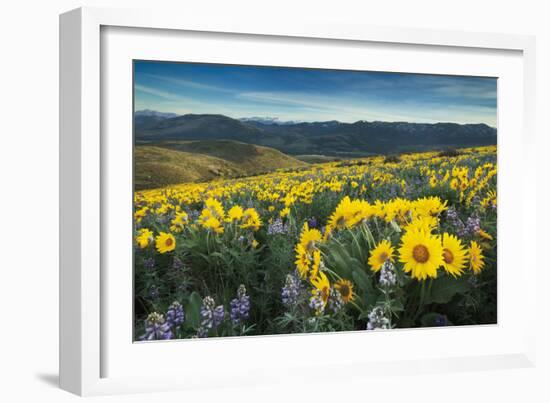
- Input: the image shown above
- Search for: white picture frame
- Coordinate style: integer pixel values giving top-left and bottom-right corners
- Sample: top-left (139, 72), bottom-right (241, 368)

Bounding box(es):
top-left (59, 6), bottom-right (537, 396)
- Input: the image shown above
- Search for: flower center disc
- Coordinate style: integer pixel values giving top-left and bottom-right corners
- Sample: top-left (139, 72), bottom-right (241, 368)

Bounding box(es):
top-left (412, 244), bottom-right (430, 263)
top-left (339, 285), bottom-right (350, 297)
top-left (443, 248), bottom-right (454, 264)
top-left (165, 238), bottom-right (173, 246)
top-left (379, 252), bottom-right (389, 263)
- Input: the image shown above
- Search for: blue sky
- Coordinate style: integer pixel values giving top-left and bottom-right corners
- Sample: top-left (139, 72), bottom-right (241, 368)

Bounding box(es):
top-left (134, 61), bottom-right (497, 126)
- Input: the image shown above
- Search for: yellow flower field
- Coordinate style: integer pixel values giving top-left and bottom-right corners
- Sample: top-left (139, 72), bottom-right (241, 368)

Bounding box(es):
top-left (134, 145), bottom-right (497, 339)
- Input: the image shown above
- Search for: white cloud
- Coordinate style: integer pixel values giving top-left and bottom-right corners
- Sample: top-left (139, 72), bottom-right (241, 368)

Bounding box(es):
top-left (134, 84), bottom-right (190, 102)
top-left (135, 82), bottom-right (497, 126)
top-left (236, 90), bottom-right (493, 124)
top-left (142, 74), bottom-right (234, 93)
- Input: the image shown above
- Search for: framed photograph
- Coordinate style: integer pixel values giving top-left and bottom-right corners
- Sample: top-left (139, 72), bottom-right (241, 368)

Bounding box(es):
top-left (60, 7), bottom-right (537, 396)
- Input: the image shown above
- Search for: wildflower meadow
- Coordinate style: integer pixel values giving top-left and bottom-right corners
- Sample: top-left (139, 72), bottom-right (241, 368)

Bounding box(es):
top-left (134, 145), bottom-right (497, 340)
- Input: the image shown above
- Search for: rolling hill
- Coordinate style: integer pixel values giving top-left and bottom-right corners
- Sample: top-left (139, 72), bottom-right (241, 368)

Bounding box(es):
top-left (135, 111), bottom-right (497, 157)
top-left (136, 114), bottom-right (264, 143)
top-left (134, 140), bottom-right (307, 190)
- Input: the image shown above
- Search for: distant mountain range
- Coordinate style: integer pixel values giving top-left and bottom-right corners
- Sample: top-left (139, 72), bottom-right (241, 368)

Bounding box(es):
top-left (135, 109), bottom-right (179, 118)
top-left (134, 109), bottom-right (180, 131)
top-left (239, 117), bottom-right (304, 125)
top-left (134, 110), bottom-right (497, 156)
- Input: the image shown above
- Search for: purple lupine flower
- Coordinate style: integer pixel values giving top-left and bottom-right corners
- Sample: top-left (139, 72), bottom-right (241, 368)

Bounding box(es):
top-left (139, 312), bottom-right (173, 341)
top-left (155, 214), bottom-right (171, 225)
top-left (188, 210), bottom-right (200, 221)
top-left (172, 257), bottom-right (184, 271)
top-left (196, 327), bottom-right (209, 338)
top-left (463, 216), bottom-right (481, 236)
top-left (213, 305), bottom-right (225, 327)
top-left (165, 301), bottom-right (185, 328)
top-left (307, 217), bottom-right (318, 229)
top-left (366, 306), bottom-right (390, 330)
top-left (143, 257), bottom-right (155, 271)
top-left (199, 296), bottom-right (216, 330)
top-left (327, 288), bottom-right (344, 314)
top-left (197, 296), bottom-right (225, 337)
top-left (412, 178), bottom-right (423, 189)
top-left (446, 206), bottom-right (460, 222)
top-left (379, 261), bottom-right (397, 287)
top-left (434, 314), bottom-right (448, 327)
top-left (281, 273), bottom-right (301, 307)
top-left (448, 206), bottom-right (481, 238)
top-left (309, 290), bottom-right (326, 315)
top-left (405, 179), bottom-right (423, 197)
top-left (149, 286), bottom-right (160, 299)
top-left (267, 217), bottom-right (288, 235)
top-left (446, 207), bottom-right (466, 235)
top-left (230, 285), bottom-right (251, 325)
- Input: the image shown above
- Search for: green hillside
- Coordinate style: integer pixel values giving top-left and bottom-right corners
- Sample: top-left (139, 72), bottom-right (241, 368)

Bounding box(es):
top-left (135, 113), bottom-right (497, 156)
top-left (294, 154), bottom-right (344, 164)
top-left (135, 140), bottom-right (307, 190)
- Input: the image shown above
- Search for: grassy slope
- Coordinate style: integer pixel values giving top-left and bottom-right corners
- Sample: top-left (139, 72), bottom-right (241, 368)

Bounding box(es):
top-left (294, 154), bottom-right (344, 164)
top-left (135, 140), bottom-right (308, 190)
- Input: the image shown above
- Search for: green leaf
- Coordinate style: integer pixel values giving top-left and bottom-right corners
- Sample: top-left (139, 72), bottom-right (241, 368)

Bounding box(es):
top-left (352, 269), bottom-right (377, 308)
top-left (424, 276), bottom-right (470, 305)
top-left (360, 224), bottom-right (376, 249)
top-left (349, 230), bottom-right (366, 263)
top-left (325, 244), bottom-right (353, 279)
top-left (352, 269), bottom-right (370, 292)
top-left (389, 220), bottom-right (402, 233)
top-left (186, 291), bottom-right (203, 330)
top-left (390, 299), bottom-right (404, 313)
